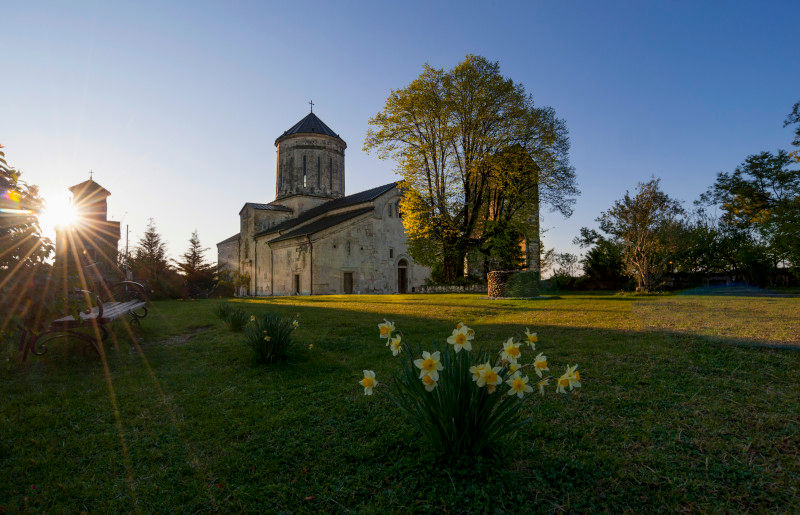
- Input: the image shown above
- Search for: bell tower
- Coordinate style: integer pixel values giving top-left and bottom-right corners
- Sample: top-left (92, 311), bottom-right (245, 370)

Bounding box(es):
top-left (274, 109), bottom-right (346, 202)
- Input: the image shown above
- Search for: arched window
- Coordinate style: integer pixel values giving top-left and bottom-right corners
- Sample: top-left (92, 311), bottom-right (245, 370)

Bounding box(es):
top-left (387, 204), bottom-right (393, 218)
top-left (396, 202), bottom-right (401, 218)
top-left (346, 241), bottom-right (351, 255)
top-left (317, 156), bottom-right (321, 187)
top-left (303, 155), bottom-right (307, 187)
top-left (329, 157), bottom-right (333, 189)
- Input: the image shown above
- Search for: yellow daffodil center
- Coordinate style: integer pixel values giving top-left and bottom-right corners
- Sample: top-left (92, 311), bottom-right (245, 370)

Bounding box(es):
top-left (361, 377), bottom-right (375, 388)
top-left (536, 360), bottom-right (547, 369)
top-left (455, 333), bottom-right (467, 345)
top-left (379, 326), bottom-right (390, 336)
top-left (423, 375), bottom-right (435, 386)
top-left (573, 371), bottom-right (580, 381)
top-left (484, 370), bottom-right (498, 384)
top-left (421, 358), bottom-right (436, 371)
top-left (264, 335), bottom-right (271, 341)
top-left (467, 329), bottom-right (474, 336)
top-left (558, 377), bottom-right (569, 387)
top-left (507, 346), bottom-right (520, 358)
top-left (512, 378), bottom-right (525, 391)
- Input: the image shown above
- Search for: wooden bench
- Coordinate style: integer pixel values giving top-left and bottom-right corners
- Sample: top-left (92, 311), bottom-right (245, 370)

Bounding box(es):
top-left (18, 280), bottom-right (149, 361)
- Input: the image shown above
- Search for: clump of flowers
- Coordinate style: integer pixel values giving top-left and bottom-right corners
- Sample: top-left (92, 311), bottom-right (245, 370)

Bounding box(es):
top-left (242, 312), bottom-right (299, 363)
top-left (356, 321), bottom-right (582, 456)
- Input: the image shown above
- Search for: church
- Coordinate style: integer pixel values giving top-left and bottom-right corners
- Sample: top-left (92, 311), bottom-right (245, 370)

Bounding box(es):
top-left (217, 110), bottom-right (430, 295)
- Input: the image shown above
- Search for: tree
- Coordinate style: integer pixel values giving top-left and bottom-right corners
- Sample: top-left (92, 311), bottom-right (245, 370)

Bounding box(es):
top-left (784, 101), bottom-right (800, 154)
top-left (173, 230), bottom-right (215, 297)
top-left (365, 55), bottom-right (577, 281)
top-left (129, 219), bottom-right (178, 298)
top-left (591, 178), bottom-right (684, 292)
top-left (0, 144), bottom-right (54, 331)
top-left (702, 150), bottom-right (800, 270)
top-left (574, 228), bottom-right (627, 290)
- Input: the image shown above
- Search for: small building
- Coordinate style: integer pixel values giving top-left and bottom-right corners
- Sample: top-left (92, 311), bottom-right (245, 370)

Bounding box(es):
top-left (55, 178), bottom-right (121, 281)
top-left (218, 110), bottom-right (430, 295)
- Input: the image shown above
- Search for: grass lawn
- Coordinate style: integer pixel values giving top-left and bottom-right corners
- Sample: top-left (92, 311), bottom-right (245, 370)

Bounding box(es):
top-left (1, 292), bottom-right (799, 512)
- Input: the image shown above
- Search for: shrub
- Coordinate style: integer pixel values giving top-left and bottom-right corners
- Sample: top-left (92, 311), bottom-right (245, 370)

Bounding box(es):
top-left (359, 321), bottom-right (582, 457)
top-left (243, 312), bottom-right (298, 363)
top-left (216, 304), bottom-right (249, 332)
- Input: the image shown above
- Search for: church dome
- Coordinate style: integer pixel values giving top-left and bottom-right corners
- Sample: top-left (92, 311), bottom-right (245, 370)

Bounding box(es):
top-left (275, 112), bottom-right (345, 146)
top-left (274, 111), bottom-right (347, 201)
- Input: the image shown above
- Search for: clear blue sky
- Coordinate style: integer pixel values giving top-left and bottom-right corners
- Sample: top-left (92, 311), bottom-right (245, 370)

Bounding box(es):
top-left (2, 1), bottom-right (798, 261)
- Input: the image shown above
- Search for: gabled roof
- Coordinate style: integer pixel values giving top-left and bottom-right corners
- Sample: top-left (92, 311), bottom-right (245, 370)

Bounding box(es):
top-left (69, 179), bottom-right (111, 197)
top-left (254, 182), bottom-right (398, 239)
top-left (238, 202), bottom-right (293, 215)
top-left (269, 207), bottom-right (374, 243)
top-left (275, 112), bottom-right (344, 144)
top-left (217, 233), bottom-right (240, 246)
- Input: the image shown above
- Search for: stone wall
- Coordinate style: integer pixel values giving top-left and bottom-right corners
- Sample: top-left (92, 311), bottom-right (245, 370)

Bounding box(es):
top-left (488, 270), bottom-right (540, 298)
top-left (417, 284), bottom-right (488, 294)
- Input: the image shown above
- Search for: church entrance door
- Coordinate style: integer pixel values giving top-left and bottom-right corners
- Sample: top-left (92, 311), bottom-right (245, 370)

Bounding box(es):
top-left (397, 259), bottom-right (408, 294)
top-left (343, 272), bottom-right (353, 294)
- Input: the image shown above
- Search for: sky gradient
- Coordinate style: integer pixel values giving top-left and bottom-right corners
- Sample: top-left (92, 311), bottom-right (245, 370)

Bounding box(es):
top-left (2, 1), bottom-right (798, 262)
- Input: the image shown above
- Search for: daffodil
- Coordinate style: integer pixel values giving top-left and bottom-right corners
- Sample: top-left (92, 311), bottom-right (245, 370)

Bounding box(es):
top-left (264, 335), bottom-right (271, 342)
top-left (360, 370), bottom-right (376, 395)
top-left (508, 362), bottom-right (522, 374)
top-left (533, 352), bottom-right (548, 378)
top-left (536, 377), bottom-right (550, 396)
top-left (421, 374), bottom-right (438, 392)
top-left (469, 363), bottom-right (487, 382)
top-left (566, 364), bottom-right (581, 389)
top-left (556, 365), bottom-right (580, 393)
top-left (524, 328), bottom-right (538, 349)
top-left (447, 325), bottom-right (473, 353)
top-left (378, 319), bottom-right (395, 339)
top-left (250, 315), bottom-right (256, 322)
top-left (388, 335), bottom-right (402, 356)
top-left (476, 364), bottom-right (503, 394)
top-left (413, 351), bottom-right (443, 380)
top-left (292, 319), bottom-right (299, 329)
top-left (499, 338), bottom-right (522, 364)
top-left (506, 372), bottom-right (534, 399)
top-left (308, 344), bottom-right (314, 350)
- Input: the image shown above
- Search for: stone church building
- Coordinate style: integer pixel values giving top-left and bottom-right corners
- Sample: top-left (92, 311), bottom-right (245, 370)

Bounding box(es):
top-left (217, 111), bottom-right (430, 295)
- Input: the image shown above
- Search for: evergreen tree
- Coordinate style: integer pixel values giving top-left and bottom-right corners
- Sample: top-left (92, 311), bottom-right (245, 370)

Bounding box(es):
top-left (174, 230), bottom-right (215, 297)
top-left (129, 219), bottom-right (177, 297)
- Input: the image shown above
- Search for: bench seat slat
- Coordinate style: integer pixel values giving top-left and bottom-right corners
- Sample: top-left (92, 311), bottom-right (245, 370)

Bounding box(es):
top-left (51, 301), bottom-right (146, 325)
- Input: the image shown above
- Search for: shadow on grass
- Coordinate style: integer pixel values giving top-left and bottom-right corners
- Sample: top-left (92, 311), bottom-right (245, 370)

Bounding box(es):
top-left (2, 298), bottom-right (799, 512)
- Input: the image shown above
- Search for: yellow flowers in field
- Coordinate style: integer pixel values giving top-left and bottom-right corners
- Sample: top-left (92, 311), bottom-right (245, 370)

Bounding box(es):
top-left (525, 328), bottom-right (538, 348)
top-left (363, 319), bottom-right (582, 397)
top-left (414, 351), bottom-right (443, 381)
top-left (506, 372), bottom-right (534, 398)
top-left (378, 319), bottom-right (395, 339)
top-left (500, 338), bottom-right (522, 364)
top-left (447, 324), bottom-right (474, 352)
top-left (360, 370), bottom-right (376, 395)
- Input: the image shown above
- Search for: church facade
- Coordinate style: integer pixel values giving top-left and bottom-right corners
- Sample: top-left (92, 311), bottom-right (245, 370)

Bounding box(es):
top-left (217, 111), bottom-right (430, 295)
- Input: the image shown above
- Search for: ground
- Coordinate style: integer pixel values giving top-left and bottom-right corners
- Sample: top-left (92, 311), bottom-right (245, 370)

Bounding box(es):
top-left (1, 292), bottom-right (799, 512)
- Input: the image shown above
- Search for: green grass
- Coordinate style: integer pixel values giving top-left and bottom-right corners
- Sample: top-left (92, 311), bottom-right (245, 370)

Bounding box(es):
top-left (1, 293), bottom-right (799, 512)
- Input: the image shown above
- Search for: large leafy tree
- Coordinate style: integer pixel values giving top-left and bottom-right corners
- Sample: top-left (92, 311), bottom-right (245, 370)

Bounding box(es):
top-left (784, 101), bottom-right (800, 155)
top-left (702, 150), bottom-right (800, 270)
top-left (588, 178), bottom-right (684, 292)
top-left (0, 145), bottom-right (54, 331)
top-left (365, 55), bottom-right (576, 280)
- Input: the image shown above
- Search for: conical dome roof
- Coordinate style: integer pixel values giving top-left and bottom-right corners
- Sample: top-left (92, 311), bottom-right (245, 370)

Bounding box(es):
top-left (275, 112), bottom-right (344, 144)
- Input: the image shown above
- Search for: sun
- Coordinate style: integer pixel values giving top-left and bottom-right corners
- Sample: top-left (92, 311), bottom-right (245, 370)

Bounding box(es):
top-left (38, 191), bottom-right (78, 239)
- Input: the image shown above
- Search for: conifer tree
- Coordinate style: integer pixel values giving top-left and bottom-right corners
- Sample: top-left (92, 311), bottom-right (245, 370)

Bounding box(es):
top-left (174, 230), bottom-right (215, 296)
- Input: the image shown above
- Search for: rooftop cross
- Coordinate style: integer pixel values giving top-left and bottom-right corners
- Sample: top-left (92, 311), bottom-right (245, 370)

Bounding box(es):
top-left (309, 99), bottom-right (314, 113)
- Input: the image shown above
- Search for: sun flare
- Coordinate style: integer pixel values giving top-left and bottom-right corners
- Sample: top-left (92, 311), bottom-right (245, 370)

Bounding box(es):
top-left (38, 192), bottom-right (78, 238)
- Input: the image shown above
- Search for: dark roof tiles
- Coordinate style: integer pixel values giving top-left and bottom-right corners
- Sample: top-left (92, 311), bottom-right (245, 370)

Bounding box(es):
top-left (254, 182), bottom-right (398, 238)
top-left (275, 112), bottom-right (343, 144)
top-left (269, 207), bottom-right (374, 243)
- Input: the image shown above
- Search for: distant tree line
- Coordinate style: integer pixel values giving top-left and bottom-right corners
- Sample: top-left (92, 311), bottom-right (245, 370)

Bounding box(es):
top-left (566, 103), bottom-right (800, 292)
